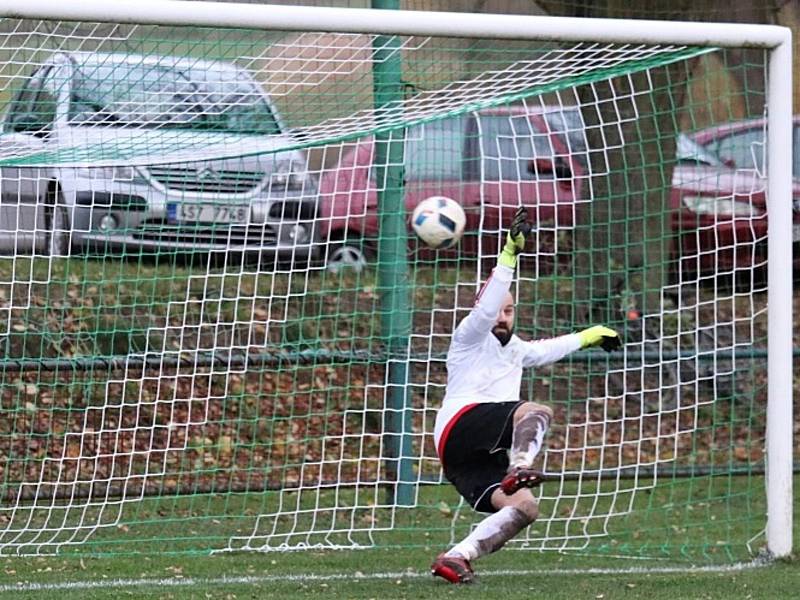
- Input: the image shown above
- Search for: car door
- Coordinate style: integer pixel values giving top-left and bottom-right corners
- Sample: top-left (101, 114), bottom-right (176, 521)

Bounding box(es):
top-left (0, 64), bottom-right (60, 253)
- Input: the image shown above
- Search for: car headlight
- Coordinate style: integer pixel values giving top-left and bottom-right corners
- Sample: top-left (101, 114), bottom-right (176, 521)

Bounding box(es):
top-left (75, 165), bottom-right (144, 183)
top-left (269, 160), bottom-right (309, 193)
top-left (682, 195), bottom-right (763, 217)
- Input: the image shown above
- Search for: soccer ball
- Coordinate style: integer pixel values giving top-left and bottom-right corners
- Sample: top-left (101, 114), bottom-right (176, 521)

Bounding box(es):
top-left (411, 196), bottom-right (466, 249)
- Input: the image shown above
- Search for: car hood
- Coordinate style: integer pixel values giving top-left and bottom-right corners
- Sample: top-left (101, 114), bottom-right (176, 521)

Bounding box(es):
top-left (0, 126), bottom-right (302, 169)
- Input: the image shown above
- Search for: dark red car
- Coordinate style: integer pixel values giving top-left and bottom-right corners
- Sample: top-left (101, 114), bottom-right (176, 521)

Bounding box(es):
top-left (317, 106), bottom-right (587, 271)
top-left (671, 117), bottom-right (800, 280)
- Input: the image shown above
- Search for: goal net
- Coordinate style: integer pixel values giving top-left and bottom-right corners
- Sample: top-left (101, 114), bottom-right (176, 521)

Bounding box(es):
top-left (0, 2), bottom-right (792, 561)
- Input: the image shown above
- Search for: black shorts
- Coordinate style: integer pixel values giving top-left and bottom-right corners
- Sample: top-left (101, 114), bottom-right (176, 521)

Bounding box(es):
top-left (440, 401), bottom-right (522, 514)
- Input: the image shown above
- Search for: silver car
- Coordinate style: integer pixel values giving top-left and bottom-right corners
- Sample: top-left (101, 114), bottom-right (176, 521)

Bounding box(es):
top-left (0, 52), bottom-right (317, 260)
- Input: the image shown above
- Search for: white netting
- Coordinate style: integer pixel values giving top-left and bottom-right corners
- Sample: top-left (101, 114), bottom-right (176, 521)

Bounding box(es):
top-left (0, 18), bottom-right (705, 166)
top-left (0, 10), bottom-right (776, 560)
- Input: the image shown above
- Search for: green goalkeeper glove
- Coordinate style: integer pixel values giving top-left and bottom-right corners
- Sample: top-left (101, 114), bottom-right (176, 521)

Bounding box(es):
top-left (497, 206), bottom-right (531, 269)
top-left (577, 325), bottom-right (622, 352)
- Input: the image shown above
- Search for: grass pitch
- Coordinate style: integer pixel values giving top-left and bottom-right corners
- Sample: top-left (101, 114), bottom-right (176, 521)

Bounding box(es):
top-left (1, 475), bottom-right (797, 600)
top-left (1, 546), bottom-right (797, 599)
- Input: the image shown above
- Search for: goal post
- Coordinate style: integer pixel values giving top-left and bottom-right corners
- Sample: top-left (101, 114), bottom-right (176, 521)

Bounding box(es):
top-left (0, 0), bottom-right (792, 560)
top-left (764, 37), bottom-right (794, 561)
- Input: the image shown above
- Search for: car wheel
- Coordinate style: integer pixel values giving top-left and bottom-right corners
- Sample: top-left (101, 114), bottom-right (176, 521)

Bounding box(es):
top-left (326, 237), bottom-right (369, 274)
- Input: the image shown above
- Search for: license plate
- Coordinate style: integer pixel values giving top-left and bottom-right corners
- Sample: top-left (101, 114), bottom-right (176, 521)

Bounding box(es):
top-left (794, 223), bottom-right (800, 243)
top-left (168, 203), bottom-right (249, 224)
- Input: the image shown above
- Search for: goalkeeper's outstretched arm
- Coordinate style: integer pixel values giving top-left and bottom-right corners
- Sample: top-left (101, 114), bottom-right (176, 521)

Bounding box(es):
top-left (521, 325), bottom-right (623, 367)
top-left (452, 207), bottom-right (530, 348)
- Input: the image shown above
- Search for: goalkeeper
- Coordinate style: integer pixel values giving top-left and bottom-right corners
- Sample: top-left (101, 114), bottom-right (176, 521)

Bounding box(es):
top-left (431, 207), bottom-right (621, 584)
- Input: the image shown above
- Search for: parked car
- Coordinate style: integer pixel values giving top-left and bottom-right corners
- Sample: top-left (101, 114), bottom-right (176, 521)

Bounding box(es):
top-left (671, 117), bottom-right (800, 280)
top-left (0, 52), bottom-right (317, 260)
top-left (317, 105), bottom-right (588, 271)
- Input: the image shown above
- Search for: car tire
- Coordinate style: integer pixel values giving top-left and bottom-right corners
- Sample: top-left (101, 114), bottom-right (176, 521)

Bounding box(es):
top-left (46, 190), bottom-right (70, 257)
top-left (325, 236), bottom-right (370, 274)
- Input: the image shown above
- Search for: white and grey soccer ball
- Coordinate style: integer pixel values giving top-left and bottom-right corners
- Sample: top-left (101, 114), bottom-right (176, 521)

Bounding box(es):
top-left (411, 196), bottom-right (466, 249)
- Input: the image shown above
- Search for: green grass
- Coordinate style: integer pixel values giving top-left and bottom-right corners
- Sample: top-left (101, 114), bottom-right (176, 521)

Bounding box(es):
top-left (0, 542), bottom-right (797, 599)
top-left (0, 472), bottom-right (773, 558)
top-left (0, 475), bottom-right (797, 599)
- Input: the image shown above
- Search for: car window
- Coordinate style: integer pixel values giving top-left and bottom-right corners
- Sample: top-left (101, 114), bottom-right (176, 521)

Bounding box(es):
top-left (477, 114), bottom-right (555, 181)
top-left (710, 127), bottom-right (765, 172)
top-left (69, 61), bottom-right (281, 135)
top-left (7, 66), bottom-right (58, 133)
top-left (405, 116), bottom-right (467, 181)
top-left (793, 125), bottom-right (800, 179)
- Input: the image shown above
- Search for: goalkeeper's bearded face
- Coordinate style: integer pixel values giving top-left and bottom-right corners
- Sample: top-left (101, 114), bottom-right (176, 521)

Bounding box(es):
top-left (492, 292), bottom-right (515, 346)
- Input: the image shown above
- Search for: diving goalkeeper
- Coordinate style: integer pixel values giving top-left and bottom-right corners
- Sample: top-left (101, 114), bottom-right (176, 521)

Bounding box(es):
top-left (431, 207), bottom-right (621, 584)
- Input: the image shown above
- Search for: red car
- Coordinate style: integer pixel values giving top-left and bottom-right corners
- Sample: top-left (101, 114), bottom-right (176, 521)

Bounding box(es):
top-left (317, 106), bottom-right (587, 271)
top-left (671, 117), bottom-right (800, 280)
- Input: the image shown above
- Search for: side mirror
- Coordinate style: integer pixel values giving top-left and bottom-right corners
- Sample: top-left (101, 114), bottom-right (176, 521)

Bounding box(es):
top-left (527, 157), bottom-right (572, 179)
top-left (528, 157), bottom-right (553, 176)
top-left (10, 112), bottom-right (50, 136)
top-left (554, 158), bottom-right (573, 179)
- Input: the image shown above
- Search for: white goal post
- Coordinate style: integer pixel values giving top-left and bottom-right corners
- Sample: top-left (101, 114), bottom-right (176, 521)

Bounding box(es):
top-left (0, 0), bottom-right (792, 559)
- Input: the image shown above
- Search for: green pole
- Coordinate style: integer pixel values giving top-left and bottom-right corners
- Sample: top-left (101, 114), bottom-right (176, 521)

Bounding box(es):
top-left (372, 0), bottom-right (414, 506)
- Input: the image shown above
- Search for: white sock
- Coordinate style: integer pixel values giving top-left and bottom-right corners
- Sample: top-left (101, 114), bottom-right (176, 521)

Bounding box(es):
top-left (508, 410), bottom-right (551, 469)
top-left (445, 506), bottom-right (530, 561)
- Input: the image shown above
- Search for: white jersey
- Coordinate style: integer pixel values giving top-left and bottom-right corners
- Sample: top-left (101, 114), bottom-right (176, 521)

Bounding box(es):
top-left (433, 264), bottom-right (581, 455)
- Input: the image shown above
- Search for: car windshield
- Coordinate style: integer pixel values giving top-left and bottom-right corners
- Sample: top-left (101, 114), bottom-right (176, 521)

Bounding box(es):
top-left (68, 61), bottom-right (282, 135)
top-left (676, 133), bottom-right (724, 166)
